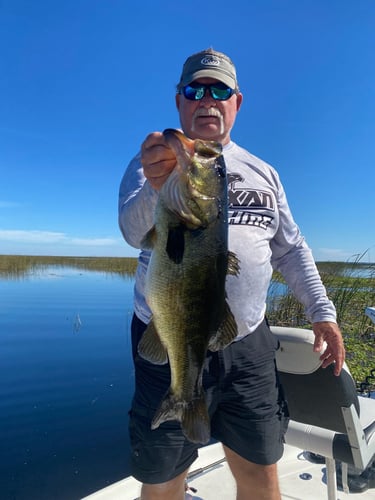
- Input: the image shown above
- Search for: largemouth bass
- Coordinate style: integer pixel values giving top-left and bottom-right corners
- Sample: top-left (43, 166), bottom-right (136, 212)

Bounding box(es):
top-left (139, 128), bottom-right (239, 444)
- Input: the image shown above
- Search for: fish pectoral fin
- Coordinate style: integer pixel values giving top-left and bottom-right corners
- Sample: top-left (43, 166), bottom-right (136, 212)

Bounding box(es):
top-left (141, 226), bottom-right (157, 249)
top-left (151, 391), bottom-right (210, 444)
top-left (166, 225), bottom-right (185, 264)
top-left (137, 320), bottom-right (168, 364)
top-left (208, 302), bottom-right (238, 351)
top-left (227, 251), bottom-right (240, 276)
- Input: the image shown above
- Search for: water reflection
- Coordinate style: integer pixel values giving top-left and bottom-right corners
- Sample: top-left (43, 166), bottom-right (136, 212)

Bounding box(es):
top-left (0, 255), bottom-right (374, 499)
top-left (0, 264), bottom-right (135, 500)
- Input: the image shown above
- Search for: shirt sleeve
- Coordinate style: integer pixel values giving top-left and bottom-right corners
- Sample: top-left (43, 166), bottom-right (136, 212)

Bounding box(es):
top-left (270, 176), bottom-right (337, 324)
top-left (118, 152), bottom-right (159, 249)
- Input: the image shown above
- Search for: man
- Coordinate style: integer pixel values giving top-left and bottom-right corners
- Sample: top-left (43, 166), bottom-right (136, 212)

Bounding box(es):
top-left (118, 48), bottom-right (345, 500)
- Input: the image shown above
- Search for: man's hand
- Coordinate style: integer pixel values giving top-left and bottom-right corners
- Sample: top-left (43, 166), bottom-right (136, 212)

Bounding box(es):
top-left (141, 132), bottom-right (176, 190)
top-left (312, 321), bottom-right (345, 376)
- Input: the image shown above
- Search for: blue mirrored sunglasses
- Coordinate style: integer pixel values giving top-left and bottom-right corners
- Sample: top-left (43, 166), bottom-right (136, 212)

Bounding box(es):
top-left (180, 82), bottom-right (235, 101)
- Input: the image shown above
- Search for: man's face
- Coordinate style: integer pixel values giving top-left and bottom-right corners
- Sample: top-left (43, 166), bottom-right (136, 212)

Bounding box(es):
top-left (176, 77), bottom-right (243, 145)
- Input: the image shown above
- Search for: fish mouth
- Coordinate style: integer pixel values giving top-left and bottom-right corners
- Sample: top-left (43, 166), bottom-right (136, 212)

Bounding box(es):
top-left (163, 129), bottom-right (195, 156)
top-left (161, 129), bottom-right (224, 228)
top-left (163, 128), bottom-right (222, 159)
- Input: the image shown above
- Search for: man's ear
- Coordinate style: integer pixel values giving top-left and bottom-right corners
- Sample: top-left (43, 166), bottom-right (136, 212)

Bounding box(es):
top-left (175, 93), bottom-right (181, 111)
top-left (236, 92), bottom-right (243, 111)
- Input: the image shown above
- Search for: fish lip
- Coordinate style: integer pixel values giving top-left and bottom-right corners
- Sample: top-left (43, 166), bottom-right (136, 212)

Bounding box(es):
top-left (163, 128), bottom-right (222, 158)
top-left (163, 128), bottom-right (185, 141)
top-left (163, 128), bottom-right (195, 158)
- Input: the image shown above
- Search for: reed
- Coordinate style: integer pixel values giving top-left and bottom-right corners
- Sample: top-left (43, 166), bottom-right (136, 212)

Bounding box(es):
top-left (0, 254), bottom-right (138, 279)
top-left (1, 253), bottom-right (374, 389)
top-left (267, 255), bottom-right (375, 390)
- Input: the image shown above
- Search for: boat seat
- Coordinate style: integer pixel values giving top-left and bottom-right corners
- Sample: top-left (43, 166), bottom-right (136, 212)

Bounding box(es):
top-left (271, 326), bottom-right (375, 500)
top-left (365, 306), bottom-right (375, 324)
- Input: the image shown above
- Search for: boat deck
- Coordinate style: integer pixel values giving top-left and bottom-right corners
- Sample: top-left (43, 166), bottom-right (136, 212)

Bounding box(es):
top-left (82, 442), bottom-right (374, 500)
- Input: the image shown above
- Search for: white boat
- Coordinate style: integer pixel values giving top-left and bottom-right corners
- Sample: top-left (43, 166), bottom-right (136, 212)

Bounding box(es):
top-left (365, 307), bottom-right (375, 325)
top-left (83, 322), bottom-right (375, 500)
top-left (82, 440), bottom-right (374, 500)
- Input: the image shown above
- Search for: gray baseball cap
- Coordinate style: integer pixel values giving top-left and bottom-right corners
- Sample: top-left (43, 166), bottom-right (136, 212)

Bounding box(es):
top-left (177, 49), bottom-right (239, 91)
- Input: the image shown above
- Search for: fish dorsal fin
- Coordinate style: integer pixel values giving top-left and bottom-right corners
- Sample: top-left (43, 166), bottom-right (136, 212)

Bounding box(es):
top-left (208, 301), bottom-right (238, 351)
top-left (166, 225), bottom-right (185, 264)
top-left (227, 251), bottom-right (240, 276)
top-left (138, 320), bottom-right (168, 364)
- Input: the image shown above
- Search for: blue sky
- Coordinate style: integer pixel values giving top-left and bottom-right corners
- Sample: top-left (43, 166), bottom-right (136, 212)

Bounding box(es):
top-left (1, 0), bottom-right (374, 261)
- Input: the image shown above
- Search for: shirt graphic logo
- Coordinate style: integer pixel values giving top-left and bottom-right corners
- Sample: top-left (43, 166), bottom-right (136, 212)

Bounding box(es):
top-left (227, 173), bottom-right (274, 229)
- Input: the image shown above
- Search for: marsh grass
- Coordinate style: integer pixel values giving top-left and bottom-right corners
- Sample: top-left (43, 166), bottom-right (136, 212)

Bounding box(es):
top-left (0, 254), bottom-right (138, 279)
top-left (1, 254), bottom-right (374, 389)
top-left (268, 255), bottom-right (375, 390)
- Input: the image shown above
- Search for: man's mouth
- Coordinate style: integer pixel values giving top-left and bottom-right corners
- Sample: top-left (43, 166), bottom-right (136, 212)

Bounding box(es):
top-left (194, 108), bottom-right (222, 119)
top-left (192, 108), bottom-right (224, 134)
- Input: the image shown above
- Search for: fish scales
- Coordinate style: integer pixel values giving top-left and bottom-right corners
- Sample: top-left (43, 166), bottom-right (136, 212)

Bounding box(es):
top-left (139, 128), bottom-right (239, 444)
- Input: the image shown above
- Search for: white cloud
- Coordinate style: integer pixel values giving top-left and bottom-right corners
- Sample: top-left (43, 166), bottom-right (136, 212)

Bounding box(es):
top-left (0, 229), bottom-right (119, 247)
top-left (314, 247), bottom-right (358, 262)
top-left (0, 226), bottom-right (141, 257)
top-left (0, 228), bottom-right (139, 257)
top-left (70, 237), bottom-right (120, 246)
top-left (0, 229), bottom-right (67, 243)
top-left (0, 201), bottom-right (21, 208)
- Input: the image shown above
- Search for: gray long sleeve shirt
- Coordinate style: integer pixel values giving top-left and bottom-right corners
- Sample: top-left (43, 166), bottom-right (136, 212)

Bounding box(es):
top-left (118, 140), bottom-right (337, 339)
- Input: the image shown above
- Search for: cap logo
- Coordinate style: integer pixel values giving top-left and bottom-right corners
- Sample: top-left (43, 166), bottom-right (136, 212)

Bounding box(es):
top-left (200, 55), bottom-right (220, 67)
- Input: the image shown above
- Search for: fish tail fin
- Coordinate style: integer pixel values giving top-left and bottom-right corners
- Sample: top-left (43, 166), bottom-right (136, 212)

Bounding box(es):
top-left (151, 391), bottom-right (210, 444)
top-left (181, 395), bottom-right (210, 444)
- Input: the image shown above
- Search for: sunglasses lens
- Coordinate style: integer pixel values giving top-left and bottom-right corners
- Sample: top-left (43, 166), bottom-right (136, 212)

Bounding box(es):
top-left (181, 83), bottom-right (234, 101)
top-left (211, 85), bottom-right (233, 100)
top-left (183, 85), bottom-right (205, 100)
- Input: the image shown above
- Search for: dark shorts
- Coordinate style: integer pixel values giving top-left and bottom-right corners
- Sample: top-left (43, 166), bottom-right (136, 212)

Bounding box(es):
top-left (129, 314), bottom-right (289, 484)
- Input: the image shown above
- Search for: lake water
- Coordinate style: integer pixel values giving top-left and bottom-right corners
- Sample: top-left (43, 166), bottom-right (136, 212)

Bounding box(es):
top-left (1, 265), bottom-right (373, 500)
top-left (0, 267), bottom-right (135, 500)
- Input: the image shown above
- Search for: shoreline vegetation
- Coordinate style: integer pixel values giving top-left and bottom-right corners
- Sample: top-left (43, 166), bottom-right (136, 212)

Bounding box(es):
top-left (0, 254), bottom-right (138, 278)
top-left (1, 254), bottom-right (374, 392)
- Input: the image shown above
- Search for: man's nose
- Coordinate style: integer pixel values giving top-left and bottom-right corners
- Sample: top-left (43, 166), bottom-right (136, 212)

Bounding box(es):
top-left (200, 88), bottom-right (216, 105)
